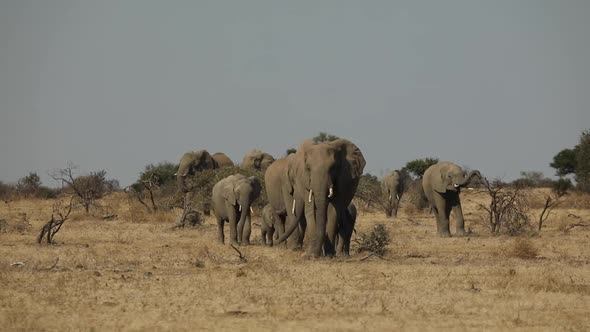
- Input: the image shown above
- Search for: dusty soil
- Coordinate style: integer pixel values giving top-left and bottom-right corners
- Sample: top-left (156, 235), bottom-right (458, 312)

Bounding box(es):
top-left (1, 189), bottom-right (589, 331)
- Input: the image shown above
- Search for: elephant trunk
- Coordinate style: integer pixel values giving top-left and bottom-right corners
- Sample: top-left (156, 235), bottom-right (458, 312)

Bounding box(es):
top-left (458, 170), bottom-right (481, 187)
top-left (311, 196), bottom-right (329, 256)
top-left (236, 197), bottom-right (251, 244)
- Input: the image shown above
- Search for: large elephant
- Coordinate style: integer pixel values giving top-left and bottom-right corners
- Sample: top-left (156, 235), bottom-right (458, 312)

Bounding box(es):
top-left (264, 155), bottom-right (305, 249)
top-left (175, 150), bottom-right (234, 192)
top-left (212, 174), bottom-right (261, 246)
top-left (422, 162), bottom-right (481, 237)
top-left (382, 170), bottom-right (406, 218)
top-left (335, 203), bottom-right (357, 255)
top-left (242, 149), bottom-right (275, 171)
top-left (276, 139), bottom-right (366, 257)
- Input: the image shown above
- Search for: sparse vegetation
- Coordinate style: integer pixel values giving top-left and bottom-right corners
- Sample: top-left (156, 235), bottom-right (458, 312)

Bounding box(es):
top-left (50, 164), bottom-right (118, 214)
top-left (473, 177), bottom-right (531, 235)
top-left (354, 173), bottom-right (383, 211)
top-left (354, 224), bottom-right (390, 257)
top-left (1, 188), bottom-right (589, 330)
top-left (403, 158), bottom-right (439, 179)
top-left (506, 238), bottom-right (539, 259)
top-left (550, 129), bottom-right (590, 192)
top-left (312, 132), bottom-right (340, 143)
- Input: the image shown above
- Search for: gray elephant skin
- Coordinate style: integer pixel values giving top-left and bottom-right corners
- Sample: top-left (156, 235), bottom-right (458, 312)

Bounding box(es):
top-left (275, 139), bottom-right (366, 257)
top-left (242, 149), bottom-right (275, 171)
top-left (175, 150), bottom-right (234, 192)
top-left (422, 162), bottom-right (481, 237)
top-left (261, 204), bottom-right (277, 246)
top-left (212, 174), bottom-right (261, 246)
top-left (382, 170), bottom-right (405, 218)
top-left (264, 155), bottom-right (305, 249)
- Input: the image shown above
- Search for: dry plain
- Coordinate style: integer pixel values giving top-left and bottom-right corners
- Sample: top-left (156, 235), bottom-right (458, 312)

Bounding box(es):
top-left (1, 189), bottom-right (589, 331)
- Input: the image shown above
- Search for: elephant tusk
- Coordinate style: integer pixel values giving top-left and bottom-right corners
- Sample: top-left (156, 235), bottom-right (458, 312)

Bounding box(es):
top-left (308, 190), bottom-right (313, 203)
top-left (454, 184), bottom-right (460, 188)
top-left (328, 187), bottom-right (334, 198)
top-left (250, 206), bottom-right (254, 214)
top-left (388, 194), bottom-right (392, 201)
top-left (239, 204), bottom-right (242, 212)
top-left (396, 194), bottom-right (400, 201)
top-left (292, 199), bottom-right (296, 214)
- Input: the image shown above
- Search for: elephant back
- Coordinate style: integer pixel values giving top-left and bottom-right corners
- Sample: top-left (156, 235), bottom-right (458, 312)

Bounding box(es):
top-left (212, 152), bottom-right (234, 168)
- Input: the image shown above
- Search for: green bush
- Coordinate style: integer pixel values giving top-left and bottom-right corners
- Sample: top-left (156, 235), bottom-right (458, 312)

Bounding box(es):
top-left (404, 158), bottom-right (439, 179)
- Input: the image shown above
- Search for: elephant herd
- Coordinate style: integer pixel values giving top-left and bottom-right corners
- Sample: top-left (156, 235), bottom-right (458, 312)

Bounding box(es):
top-left (175, 140), bottom-right (481, 257)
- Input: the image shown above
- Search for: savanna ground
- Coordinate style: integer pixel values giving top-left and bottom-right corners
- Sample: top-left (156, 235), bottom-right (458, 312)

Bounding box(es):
top-left (1, 189), bottom-right (589, 331)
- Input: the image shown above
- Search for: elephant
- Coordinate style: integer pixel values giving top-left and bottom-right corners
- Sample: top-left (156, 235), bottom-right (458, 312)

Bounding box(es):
top-left (334, 203), bottom-right (357, 255)
top-left (264, 155), bottom-right (305, 249)
top-left (275, 139), bottom-right (366, 257)
top-left (211, 152), bottom-right (235, 168)
top-left (212, 174), bottom-right (261, 246)
top-left (175, 150), bottom-right (234, 192)
top-left (261, 204), bottom-right (277, 246)
top-left (422, 162), bottom-right (481, 237)
top-left (242, 149), bottom-right (275, 171)
top-left (382, 170), bottom-right (406, 218)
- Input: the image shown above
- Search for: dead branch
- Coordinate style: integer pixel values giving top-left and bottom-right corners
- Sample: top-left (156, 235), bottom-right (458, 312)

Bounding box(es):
top-left (38, 197), bottom-right (73, 244)
top-left (538, 192), bottom-right (565, 231)
top-left (230, 245), bottom-right (247, 262)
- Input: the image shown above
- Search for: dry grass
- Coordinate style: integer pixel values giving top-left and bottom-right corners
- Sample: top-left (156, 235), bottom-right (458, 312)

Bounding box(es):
top-left (505, 238), bottom-right (539, 259)
top-left (0, 189), bottom-right (589, 331)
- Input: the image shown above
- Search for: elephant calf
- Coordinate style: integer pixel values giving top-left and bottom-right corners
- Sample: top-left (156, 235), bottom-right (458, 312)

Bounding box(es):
top-left (261, 204), bottom-right (277, 246)
top-left (212, 174), bottom-right (261, 246)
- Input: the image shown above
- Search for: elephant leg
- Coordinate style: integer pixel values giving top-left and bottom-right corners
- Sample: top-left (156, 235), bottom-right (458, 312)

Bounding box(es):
top-left (324, 205), bottom-right (338, 257)
top-left (453, 203), bottom-right (467, 236)
top-left (261, 227), bottom-right (268, 245)
top-left (275, 213), bottom-right (287, 248)
top-left (433, 195), bottom-right (451, 237)
top-left (393, 198), bottom-right (400, 218)
top-left (297, 219), bottom-right (307, 249)
top-left (216, 215), bottom-right (225, 244)
top-left (267, 227), bottom-right (275, 246)
top-left (227, 205), bottom-right (239, 246)
top-left (242, 214), bottom-right (251, 245)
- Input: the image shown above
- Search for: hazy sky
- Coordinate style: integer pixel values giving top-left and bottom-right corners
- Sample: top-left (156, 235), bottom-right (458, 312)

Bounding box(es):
top-left (1, 0), bottom-right (589, 186)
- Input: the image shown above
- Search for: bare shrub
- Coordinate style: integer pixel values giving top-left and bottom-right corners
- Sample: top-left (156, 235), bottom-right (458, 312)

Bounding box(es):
top-left (505, 238), bottom-right (538, 259)
top-left (353, 224), bottom-right (390, 257)
top-left (50, 164), bottom-right (118, 214)
top-left (472, 178), bottom-right (531, 235)
top-left (37, 197), bottom-right (73, 244)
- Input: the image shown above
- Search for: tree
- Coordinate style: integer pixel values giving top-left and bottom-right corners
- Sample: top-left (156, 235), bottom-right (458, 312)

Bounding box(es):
top-left (15, 172), bottom-right (58, 199)
top-left (403, 158), bottom-right (439, 179)
top-left (576, 130), bottom-right (590, 192)
top-left (285, 148), bottom-right (297, 156)
top-left (312, 132), bottom-right (339, 143)
top-left (550, 148), bottom-right (578, 176)
top-left (354, 173), bottom-right (383, 210)
top-left (511, 171), bottom-right (553, 188)
top-left (51, 164), bottom-right (115, 214)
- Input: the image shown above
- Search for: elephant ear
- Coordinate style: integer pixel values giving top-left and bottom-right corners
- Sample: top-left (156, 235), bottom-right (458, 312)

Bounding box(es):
top-left (434, 166), bottom-right (450, 193)
top-left (248, 176), bottom-right (262, 197)
top-left (199, 150), bottom-right (216, 169)
top-left (221, 180), bottom-right (237, 206)
top-left (339, 140), bottom-right (366, 180)
top-left (288, 144), bottom-right (310, 191)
